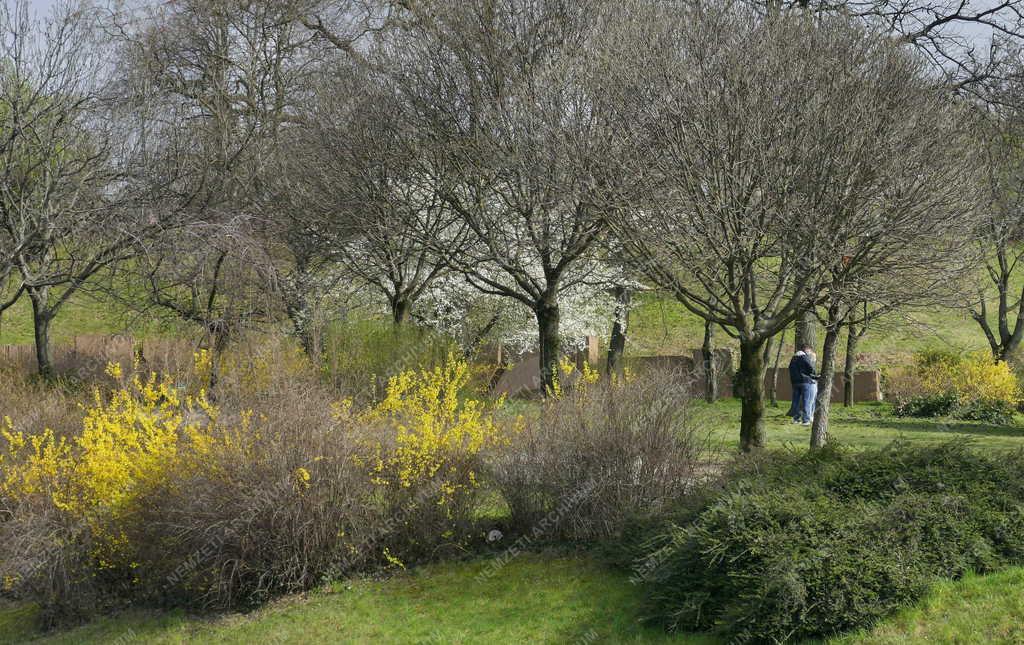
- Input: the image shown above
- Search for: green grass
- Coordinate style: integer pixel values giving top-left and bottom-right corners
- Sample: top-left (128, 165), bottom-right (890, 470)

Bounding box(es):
top-left (0, 285), bottom-right (997, 365)
top-left (8, 554), bottom-right (1024, 644)
top-left (0, 291), bottom-right (183, 346)
top-left (629, 293), bottom-right (990, 366)
top-left (837, 567), bottom-right (1024, 644)
top-left (696, 399), bottom-right (1024, 453)
top-left (0, 554), bottom-right (707, 645)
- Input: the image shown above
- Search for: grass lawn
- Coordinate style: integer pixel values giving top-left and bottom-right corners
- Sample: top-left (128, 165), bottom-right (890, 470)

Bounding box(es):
top-left (0, 292), bottom-right (185, 346)
top-left (697, 399), bottom-right (1024, 453)
top-left (6, 553), bottom-right (1024, 644)
top-left (837, 567), bottom-right (1024, 644)
top-left (0, 554), bottom-right (706, 645)
top-left (0, 286), bottom-right (996, 364)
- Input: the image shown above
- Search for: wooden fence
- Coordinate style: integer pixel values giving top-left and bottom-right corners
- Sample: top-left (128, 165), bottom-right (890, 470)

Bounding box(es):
top-left (0, 335), bottom-right (194, 378)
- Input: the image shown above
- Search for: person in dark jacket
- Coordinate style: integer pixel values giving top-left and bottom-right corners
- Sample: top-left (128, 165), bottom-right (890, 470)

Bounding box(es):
top-left (788, 345), bottom-right (819, 425)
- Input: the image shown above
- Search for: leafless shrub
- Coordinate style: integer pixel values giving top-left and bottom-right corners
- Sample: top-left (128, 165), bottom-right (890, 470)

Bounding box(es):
top-left (488, 374), bottom-right (715, 544)
top-left (0, 367), bottom-right (82, 436)
top-left (0, 370), bottom-right (101, 625)
top-left (0, 497), bottom-right (99, 627)
top-left (125, 379), bottom-right (379, 609)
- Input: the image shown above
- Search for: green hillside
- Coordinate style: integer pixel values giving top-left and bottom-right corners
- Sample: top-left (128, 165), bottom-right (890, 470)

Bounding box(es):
top-left (0, 289), bottom-right (995, 369)
top-left (628, 293), bottom-right (989, 366)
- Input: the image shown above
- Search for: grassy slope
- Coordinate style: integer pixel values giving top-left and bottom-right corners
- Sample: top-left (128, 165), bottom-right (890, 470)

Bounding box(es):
top-left (0, 293), bottom-right (183, 346)
top-left (628, 293), bottom-right (987, 364)
top-left (0, 286), bottom-right (994, 361)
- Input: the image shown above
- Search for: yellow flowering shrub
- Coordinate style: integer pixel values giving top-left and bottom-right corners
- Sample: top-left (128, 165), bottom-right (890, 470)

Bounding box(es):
top-left (0, 365), bottom-right (224, 569)
top-left (192, 349), bottom-right (213, 392)
top-left (1, 347), bottom-right (382, 615)
top-left (915, 351), bottom-right (1018, 405)
top-left (363, 355), bottom-right (512, 511)
top-left (892, 350), bottom-right (1020, 422)
top-left (550, 356), bottom-right (600, 398)
top-left (951, 355), bottom-right (1018, 404)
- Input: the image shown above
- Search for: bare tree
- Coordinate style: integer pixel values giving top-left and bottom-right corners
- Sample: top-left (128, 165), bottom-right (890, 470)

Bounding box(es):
top-left (130, 222), bottom-right (279, 379)
top-left (110, 0), bottom-right (323, 360)
top-left (839, 299), bottom-right (892, 406)
top-left (0, 0), bottom-right (147, 377)
top-left (810, 248), bottom-right (976, 449)
top-left (381, 0), bottom-right (632, 393)
top-left (968, 82), bottom-right (1024, 362)
top-left (610, 5), bottom-right (977, 451)
top-left (289, 59), bottom-right (463, 328)
top-left (748, 0), bottom-right (1024, 92)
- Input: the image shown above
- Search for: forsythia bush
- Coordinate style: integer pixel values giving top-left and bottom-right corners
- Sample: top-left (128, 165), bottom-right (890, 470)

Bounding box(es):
top-left (365, 355), bottom-right (513, 512)
top-left (891, 351), bottom-right (1020, 423)
top-left (3, 342), bottom-right (697, 625)
top-left (549, 356), bottom-right (600, 398)
top-left (0, 364), bottom-right (222, 574)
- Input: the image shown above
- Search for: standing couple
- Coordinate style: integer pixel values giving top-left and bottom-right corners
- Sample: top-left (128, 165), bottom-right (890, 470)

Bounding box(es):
top-left (788, 344), bottom-right (819, 425)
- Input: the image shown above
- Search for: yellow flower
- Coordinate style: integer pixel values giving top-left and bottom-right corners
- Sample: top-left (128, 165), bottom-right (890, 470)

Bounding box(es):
top-left (1, 362), bottom-right (229, 570)
top-left (293, 467), bottom-right (312, 490)
top-left (365, 354), bottom-right (510, 507)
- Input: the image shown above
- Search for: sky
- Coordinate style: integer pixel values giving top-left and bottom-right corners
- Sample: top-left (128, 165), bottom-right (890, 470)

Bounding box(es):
top-left (26, 0), bottom-right (57, 14)
top-left (14, 0), bottom-right (1004, 52)
top-left (17, 0), bottom-right (1003, 41)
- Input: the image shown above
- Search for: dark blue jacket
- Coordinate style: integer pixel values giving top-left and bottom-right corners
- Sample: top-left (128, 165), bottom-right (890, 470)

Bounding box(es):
top-left (788, 353), bottom-right (817, 386)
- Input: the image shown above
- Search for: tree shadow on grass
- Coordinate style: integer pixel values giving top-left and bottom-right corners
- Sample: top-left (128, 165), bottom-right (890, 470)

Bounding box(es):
top-left (839, 416), bottom-right (1024, 440)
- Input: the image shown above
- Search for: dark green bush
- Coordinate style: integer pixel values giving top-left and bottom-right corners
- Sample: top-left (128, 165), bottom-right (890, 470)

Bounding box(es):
top-left (894, 393), bottom-right (1015, 424)
top-left (893, 391), bottom-right (958, 418)
top-left (956, 398), bottom-right (1017, 424)
top-left (632, 442), bottom-right (1024, 643)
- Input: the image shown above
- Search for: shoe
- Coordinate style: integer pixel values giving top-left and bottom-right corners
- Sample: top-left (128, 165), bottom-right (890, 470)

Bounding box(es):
top-left (801, 421), bottom-right (811, 426)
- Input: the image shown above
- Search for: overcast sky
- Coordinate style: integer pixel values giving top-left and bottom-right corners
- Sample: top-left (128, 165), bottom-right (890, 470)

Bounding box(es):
top-left (16, 0), bottom-right (1002, 45)
top-left (26, 0), bottom-right (56, 14)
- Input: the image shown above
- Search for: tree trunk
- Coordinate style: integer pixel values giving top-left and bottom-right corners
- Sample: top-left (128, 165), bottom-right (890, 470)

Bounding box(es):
top-left (391, 296), bottom-right (412, 325)
top-left (299, 323), bottom-right (323, 359)
top-left (205, 320), bottom-right (231, 395)
top-left (843, 325), bottom-right (859, 407)
top-left (288, 303), bottom-right (320, 359)
top-left (810, 322), bottom-right (841, 449)
top-left (605, 287), bottom-right (630, 378)
top-left (535, 300), bottom-right (561, 396)
top-left (738, 338), bottom-right (768, 452)
top-left (28, 287), bottom-right (55, 380)
top-left (702, 318), bottom-right (718, 402)
top-left (768, 328), bottom-right (786, 406)
top-left (795, 309), bottom-right (817, 350)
